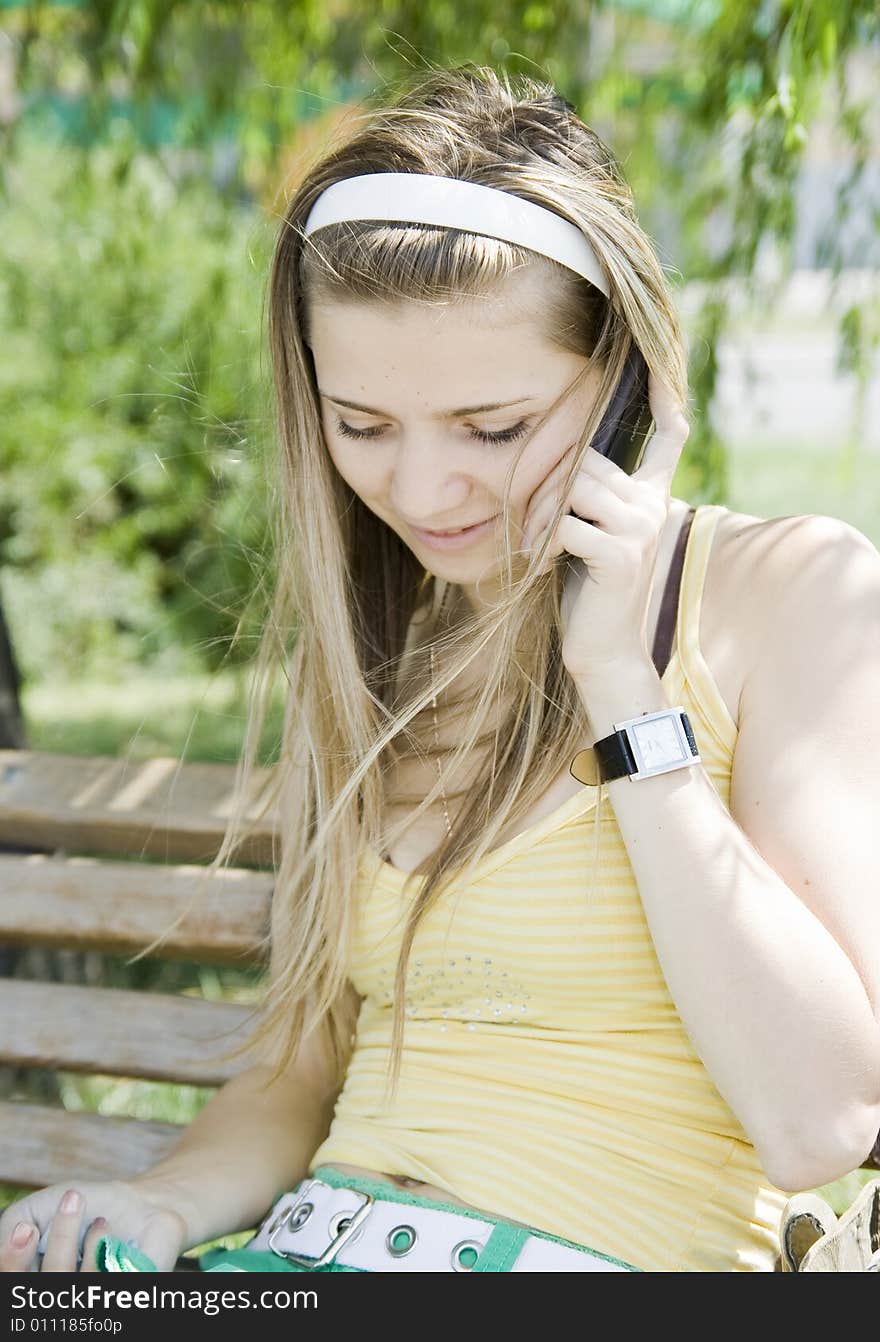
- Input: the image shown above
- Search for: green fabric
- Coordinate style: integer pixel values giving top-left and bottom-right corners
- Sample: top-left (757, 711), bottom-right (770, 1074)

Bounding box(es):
top-left (95, 1236), bottom-right (162, 1273)
top-left (92, 1236), bottom-right (363, 1275)
top-left (199, 1247), bottom-right (363, 1273)
top-left (474, 1222), bottom-right (530, 1272)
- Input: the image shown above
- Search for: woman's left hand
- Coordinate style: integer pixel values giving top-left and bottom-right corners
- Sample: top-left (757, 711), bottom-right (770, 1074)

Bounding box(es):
top-left (522, 372), bottom-right (690, 684)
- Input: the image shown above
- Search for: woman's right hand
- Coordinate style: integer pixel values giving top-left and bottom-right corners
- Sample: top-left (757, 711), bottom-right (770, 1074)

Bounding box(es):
top-left (0, 1180), bottom-right (187, 1272)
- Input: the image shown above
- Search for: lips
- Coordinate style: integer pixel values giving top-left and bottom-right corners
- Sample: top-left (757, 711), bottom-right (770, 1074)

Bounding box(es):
top-left (424, 520), bottom-right (489, 535)
top-left (409, 515), bottom-right (498, 551)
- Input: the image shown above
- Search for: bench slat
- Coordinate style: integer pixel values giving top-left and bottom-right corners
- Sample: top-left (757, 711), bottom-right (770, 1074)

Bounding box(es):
top-left (0, 981), bottom-right (257, 1085)
top-left (0, 750), bottom-right (277, 865)
top-left (0, 1100), bottom-right (181, 1187)
top-left (0, 853), bottom-right (271, 962)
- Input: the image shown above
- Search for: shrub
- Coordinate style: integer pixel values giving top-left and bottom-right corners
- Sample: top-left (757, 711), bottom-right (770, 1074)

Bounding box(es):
top-left (0, 127), bottom-right (277, 683)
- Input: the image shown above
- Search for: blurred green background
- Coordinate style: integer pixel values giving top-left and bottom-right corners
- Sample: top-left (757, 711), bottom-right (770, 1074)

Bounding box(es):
top-left (1, 0), bottom-right (877, 1224)
top-left (2, 0), bottom-right (878, 752)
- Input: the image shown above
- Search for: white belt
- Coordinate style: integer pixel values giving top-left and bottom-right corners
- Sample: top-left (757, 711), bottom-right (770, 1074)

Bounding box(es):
top-left (246, 1178), bottom-right (632, 1273)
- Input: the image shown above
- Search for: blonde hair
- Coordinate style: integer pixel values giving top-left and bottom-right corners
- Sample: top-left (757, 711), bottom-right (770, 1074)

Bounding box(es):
top-left (220, 63), bottom-right (690, 1096)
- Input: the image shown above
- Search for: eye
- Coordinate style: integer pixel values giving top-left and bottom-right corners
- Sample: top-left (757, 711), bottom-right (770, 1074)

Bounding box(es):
top-left (335, 418), bottom-right (384, 440)
top-left (470, 420), bottom-right (531, 445)
top-left (333, 417), bottom-right (531, 446)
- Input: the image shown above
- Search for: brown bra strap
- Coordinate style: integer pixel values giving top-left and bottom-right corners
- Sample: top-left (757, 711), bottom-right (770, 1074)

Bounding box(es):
top-left (651, 505), bottom-right (697, 679)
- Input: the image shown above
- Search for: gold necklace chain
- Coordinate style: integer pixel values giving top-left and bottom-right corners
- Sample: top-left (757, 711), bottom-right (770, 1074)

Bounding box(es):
top-left (428, 642), bottom-right (453, 838)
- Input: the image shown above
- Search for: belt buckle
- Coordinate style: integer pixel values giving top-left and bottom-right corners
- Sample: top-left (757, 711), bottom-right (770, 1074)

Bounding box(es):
top-left (268, 1188), bottom-right (375, 1269)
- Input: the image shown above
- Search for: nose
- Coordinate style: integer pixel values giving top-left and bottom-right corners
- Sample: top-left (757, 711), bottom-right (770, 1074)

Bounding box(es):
top-left (388, 432), bottom-right (472, 525)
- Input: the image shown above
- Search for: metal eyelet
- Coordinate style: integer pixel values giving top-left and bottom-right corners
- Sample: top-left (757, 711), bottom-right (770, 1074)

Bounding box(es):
top-left (451, 1239), bottom-right (481, 1272)
top-left (385, 1224), bottom-right (417, 1258)
top-left (289, 1201), bottom-right (313, 1232)
top-left (328, 1209), bottom-right (361, 1239)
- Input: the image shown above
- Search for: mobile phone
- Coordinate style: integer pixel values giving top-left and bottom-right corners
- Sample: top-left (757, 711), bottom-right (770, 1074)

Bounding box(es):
top-left (589, 343), bottom-right (654, 476)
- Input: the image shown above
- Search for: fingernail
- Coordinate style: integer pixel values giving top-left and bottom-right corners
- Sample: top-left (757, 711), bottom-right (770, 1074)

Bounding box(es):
top-left (61, 1189), bottom-right (83, 1214)
top-left (12, 1222), bottom-right (35, 1247)
top-left (90, 1217), bottom-right (107, 1230)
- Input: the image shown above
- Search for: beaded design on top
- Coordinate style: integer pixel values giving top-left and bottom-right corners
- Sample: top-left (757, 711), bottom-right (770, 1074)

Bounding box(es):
top-left (372, 954), bottom-right (534, 1031)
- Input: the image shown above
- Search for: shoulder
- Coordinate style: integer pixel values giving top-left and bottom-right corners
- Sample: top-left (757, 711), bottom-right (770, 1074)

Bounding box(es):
top-left (711, 505), bottom-right (880, 747)
top-left (710, 504), bottom-right (879, 627)
top-left (694, 504), bottom-right (879, 729)
top-left (705, 503), bottom-right (878, 647)
top-left (711, 503), bottom-right (875, 562)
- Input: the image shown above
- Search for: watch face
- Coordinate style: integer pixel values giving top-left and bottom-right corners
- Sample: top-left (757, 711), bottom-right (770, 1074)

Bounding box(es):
top-left (630, 716), bottom-right (688, 770)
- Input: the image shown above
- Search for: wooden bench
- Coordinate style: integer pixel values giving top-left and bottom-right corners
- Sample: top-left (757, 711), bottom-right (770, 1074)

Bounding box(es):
top-left (0, 747), bottom-right (877, 1244)
top-left (0, 748), bottom-right (276, 1201)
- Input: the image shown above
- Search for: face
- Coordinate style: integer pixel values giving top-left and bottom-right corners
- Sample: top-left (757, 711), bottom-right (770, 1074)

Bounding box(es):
top-left (307, 275), bottom-right (602, 614)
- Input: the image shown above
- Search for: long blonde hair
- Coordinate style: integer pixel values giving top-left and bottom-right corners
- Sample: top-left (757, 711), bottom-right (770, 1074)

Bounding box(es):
top-left (221, 63), bottom-right (690, 1095)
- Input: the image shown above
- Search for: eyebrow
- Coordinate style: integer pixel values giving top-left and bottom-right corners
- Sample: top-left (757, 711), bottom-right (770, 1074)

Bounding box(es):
top-left (320, 392), bottom-right (539, 418)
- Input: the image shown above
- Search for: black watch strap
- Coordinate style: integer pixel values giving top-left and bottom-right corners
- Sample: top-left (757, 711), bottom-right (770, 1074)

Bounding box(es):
top-left (592, 726), bottom-right (639, 783)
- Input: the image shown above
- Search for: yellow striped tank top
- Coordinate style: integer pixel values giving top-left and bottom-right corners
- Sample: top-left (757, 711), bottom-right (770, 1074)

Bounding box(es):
top-left (310, 503), bottom-right (787, 1271)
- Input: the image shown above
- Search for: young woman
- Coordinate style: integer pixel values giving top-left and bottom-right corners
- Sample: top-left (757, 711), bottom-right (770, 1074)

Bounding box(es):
top-left (2, 65), bottom-right (879, 1275)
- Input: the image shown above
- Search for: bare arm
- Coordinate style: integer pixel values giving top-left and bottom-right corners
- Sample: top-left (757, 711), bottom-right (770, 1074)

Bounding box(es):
top-left (132, 1066), bottom-right (335, 1251)
top-left (133, 985), bottom-right (360, 1249)
top-left (572, 519), bottom-right (880, 1191)
top-left (0, 985), bottom-right (360, 1270)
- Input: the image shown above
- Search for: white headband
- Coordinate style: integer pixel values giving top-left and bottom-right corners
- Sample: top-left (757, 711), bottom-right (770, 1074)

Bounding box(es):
top-left (302, 172), bottom-right (610, 299)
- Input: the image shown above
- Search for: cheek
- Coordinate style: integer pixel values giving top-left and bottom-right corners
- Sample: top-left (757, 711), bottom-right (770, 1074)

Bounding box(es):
top-left (322, 434), bottom-right (377, 497)
top-left (510, 432), bottom-right (574, 506)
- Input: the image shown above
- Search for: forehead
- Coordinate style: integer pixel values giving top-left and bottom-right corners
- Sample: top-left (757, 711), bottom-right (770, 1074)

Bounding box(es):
top-left (308, 287), bottom-right (570, 410)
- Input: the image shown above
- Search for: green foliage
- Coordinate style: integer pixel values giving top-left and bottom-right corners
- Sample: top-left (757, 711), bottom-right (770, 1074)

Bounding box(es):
top-left (816, 1169), bottom-right (880, 1219)
top-left (0, 126), bottom-right (277, 682)
top-left (0, 1), bottom-right (877, 683)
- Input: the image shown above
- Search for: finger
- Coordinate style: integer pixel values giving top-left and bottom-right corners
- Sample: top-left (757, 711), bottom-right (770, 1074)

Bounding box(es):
top-left (556, 511), bottom-right (617, 564)
top-left (647, 371), bottom-right (687, 433)
top-left (578, 444), bottom-right (633, 494)
top-left (79, 1218), bottom-right (108, 1273)
top-left (526, 470), bottom-right (623, 553)
top-left (635, 422), bottom-right (687, 487)
top-left (41, 1189), bottom-right (86, 1272)
top-left (636, 374), bottom-right (689, 485)
top-left (565, 475), bottom-right (628, 531)
top-left (0, 1220), bottom-right (40, 1272)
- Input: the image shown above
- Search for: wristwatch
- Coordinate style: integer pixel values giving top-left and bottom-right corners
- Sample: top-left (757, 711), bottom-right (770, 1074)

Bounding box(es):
top-left (569, 706), bottom-right (700, 785)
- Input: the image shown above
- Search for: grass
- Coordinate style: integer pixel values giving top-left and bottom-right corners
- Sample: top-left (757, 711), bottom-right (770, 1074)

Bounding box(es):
top-left (21, 669), bottom-right (285, 764)
top-left (725, 439), bottom-right (880, 547)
